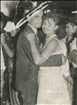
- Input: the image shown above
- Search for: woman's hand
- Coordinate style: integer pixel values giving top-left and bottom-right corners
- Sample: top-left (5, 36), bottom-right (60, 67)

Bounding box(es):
top-left (26, 32), bottom-right (35, 42)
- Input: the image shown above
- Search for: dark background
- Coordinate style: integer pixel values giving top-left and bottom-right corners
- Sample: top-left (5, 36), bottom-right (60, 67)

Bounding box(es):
top-left (1, 1), bottom-right (77, 43)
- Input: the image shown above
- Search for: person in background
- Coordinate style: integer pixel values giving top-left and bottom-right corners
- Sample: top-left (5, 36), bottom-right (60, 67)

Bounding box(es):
top-left (56, 22), bottom-right (73, 103)
top-left (0, 12), bottom-right (19, 105)
top-left (26, 13), bottom-right (72, 105)
top-left (66, 20), bottom-right (77, 105)
top-left (56, 22), bottom-right (67, 42)
top-left (0, 12), bottom-right (14, 105)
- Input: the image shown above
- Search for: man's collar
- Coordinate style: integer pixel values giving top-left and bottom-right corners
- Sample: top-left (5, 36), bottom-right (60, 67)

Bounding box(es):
top-left (28, 24), bottom-right (37, 34)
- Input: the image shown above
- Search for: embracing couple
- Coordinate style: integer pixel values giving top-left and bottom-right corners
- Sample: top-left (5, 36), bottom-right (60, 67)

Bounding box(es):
top-left (15, 10), bottom-right (72, 105)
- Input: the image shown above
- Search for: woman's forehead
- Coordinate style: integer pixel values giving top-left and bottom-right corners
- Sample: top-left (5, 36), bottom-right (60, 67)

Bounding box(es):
top-left (43, 18), bottom-right (54, 23)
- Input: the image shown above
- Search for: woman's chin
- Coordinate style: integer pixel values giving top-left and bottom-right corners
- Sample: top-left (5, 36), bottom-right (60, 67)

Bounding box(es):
top-left (43, 31), bottom-right (51, 35)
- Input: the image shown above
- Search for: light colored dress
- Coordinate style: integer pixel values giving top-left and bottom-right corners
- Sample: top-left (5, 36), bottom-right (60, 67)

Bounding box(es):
top-left (37, 34), bottom-right (71, 105)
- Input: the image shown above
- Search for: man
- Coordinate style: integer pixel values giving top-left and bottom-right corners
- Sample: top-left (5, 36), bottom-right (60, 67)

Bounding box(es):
top-left (66, 20), bottom-right (77, 105)
top-left (15, 10), bottom-right (43, 105)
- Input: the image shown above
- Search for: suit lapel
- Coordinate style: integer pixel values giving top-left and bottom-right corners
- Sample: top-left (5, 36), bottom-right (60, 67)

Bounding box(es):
top-left (24, 24), bottom-right (40, 49)
top-left (23, 25), bottom-right (40, 63)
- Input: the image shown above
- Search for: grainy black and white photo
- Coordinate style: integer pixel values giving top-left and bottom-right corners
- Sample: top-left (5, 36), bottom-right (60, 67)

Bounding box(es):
top-left (0, 0), bottom-right (77, 105)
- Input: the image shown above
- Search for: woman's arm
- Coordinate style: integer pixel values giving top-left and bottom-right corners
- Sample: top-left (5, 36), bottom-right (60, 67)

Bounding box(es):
top-left (1, 34), bottom-right (14, 58)
top-left (27, 33), bottom-right (60, 65)
top-left (2, 44), bottom-right (14, 58)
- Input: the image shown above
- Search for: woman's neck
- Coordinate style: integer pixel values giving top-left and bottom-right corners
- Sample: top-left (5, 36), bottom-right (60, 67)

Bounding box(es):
top-left (46, 32), bottom-right (55, 39)
top-left (61, 38), bottom-right (66, 43)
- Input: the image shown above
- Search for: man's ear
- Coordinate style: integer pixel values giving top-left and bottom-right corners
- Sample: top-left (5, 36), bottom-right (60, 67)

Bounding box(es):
top-left (55, 25), bottom-right (58, 30)
top-left (74, 25), bottom-right (77, 32)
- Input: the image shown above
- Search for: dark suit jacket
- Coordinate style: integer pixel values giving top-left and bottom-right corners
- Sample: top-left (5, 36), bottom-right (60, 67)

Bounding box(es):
top-left (15, 25), bottom-right (39, 104)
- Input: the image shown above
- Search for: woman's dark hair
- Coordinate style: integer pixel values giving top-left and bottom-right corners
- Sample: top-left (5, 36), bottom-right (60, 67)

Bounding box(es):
top-left (56, 22), bottom-right (67, 39)
top-left (42, 12), bottom-right (60, 25)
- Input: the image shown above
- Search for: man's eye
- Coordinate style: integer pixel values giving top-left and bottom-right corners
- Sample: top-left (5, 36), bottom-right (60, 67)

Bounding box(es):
top-left (34, 16), bottom-right (39, 18)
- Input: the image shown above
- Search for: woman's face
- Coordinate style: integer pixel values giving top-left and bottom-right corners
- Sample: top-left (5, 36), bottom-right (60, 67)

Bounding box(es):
top-left (42, 18), bottom-right (57, 35)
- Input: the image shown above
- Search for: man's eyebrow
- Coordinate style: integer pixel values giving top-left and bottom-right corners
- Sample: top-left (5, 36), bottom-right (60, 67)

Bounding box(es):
top-left (34, 15), bottom-right (39, 17)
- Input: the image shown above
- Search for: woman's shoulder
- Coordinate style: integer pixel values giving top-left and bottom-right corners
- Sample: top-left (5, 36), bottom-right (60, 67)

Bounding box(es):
top-left (41, 36), bottom-right (60, 51)
top-left (47, 36), bottom-right (60, 47)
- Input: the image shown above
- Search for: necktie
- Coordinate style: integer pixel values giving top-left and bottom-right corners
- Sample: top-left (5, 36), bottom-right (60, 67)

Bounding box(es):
top-left (35, 33), bottom-right (40, 50)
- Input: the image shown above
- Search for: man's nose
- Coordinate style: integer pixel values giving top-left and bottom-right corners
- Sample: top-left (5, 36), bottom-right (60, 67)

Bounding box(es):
top-left (40, 18), bottom-right (42, 23)
top-left (65, 28), bottom-right (67, 32)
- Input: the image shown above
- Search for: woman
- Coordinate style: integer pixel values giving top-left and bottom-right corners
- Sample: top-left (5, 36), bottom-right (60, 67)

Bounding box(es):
top-left (1, 12), bottom-right (19, 105)
top-left (27, 13), bottom-right (72, 104)
top-left (0, 12), bottom-right (14, 105)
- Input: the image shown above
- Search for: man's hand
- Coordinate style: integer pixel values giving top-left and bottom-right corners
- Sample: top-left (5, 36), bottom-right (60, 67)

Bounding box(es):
top-left (26, 32), bottom-right (35, 42)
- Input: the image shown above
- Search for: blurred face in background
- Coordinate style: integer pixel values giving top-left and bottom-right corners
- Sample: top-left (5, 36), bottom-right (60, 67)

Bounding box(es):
top-left (66, 23), bottom-right (77, 36)
top-left (42, 18), bottom-right (58, 36)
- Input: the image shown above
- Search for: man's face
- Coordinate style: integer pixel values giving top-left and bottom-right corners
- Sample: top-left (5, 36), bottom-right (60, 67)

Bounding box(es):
top-left (66, 23), bottom-right (76, 35)
top-left (30, 11), bottom-right (43, 28)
